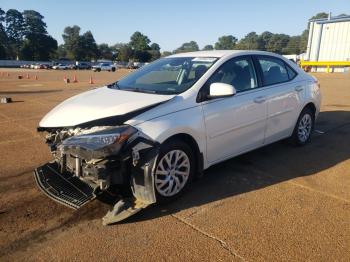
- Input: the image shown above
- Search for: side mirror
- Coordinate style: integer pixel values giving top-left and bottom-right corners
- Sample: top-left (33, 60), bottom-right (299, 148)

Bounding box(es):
top-left (208, 83), bottom-right (236, 99)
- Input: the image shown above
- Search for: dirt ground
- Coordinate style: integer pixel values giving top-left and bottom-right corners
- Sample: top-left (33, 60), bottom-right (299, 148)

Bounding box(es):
top-left (0, 68), bottom-right (349, 261)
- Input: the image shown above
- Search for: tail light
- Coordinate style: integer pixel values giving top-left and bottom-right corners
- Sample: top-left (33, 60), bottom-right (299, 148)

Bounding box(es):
top-left (316, 80), bottom-right (321, 89)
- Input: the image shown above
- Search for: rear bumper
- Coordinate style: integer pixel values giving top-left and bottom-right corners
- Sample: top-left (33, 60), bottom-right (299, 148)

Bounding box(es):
top-left (34, 162), bottom-right (96, 209)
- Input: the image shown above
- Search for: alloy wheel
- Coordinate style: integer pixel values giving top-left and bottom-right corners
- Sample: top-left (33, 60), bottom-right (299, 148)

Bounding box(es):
top-left (155, 150), bottom-right (190, 197)
top-left (298, 114), bottom-right (312, 143)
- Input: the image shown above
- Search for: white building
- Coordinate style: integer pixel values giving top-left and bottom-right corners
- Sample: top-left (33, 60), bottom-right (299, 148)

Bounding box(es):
top-left (306, 14), bottom-right (350, 72)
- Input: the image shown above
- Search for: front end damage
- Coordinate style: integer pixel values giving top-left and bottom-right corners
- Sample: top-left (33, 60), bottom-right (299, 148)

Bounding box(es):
top-left (34, 125), bottom-right (159, 225)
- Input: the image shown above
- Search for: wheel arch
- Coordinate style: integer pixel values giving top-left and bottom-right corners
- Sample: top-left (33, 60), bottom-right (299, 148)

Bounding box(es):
top-left (303, 102), bottom-right (317, 118)
top-left (162, 133), bottom-right (204, 177)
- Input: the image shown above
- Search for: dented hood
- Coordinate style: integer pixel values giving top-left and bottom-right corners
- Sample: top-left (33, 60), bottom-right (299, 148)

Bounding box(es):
top-left (39, 86), bottom-right (173, 128)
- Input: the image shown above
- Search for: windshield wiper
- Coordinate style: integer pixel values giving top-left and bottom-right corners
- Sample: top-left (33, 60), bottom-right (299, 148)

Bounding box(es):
top-left (122, 87), bottom-right (157, 94)
top-left (107, 81), bottom-right (120, 89)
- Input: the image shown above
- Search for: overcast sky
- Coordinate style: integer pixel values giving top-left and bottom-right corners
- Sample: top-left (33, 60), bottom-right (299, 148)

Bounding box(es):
top-left (1, 0), bottom-right (349, 51)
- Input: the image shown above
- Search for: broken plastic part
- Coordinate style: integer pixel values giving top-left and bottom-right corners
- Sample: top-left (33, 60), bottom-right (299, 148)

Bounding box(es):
top-left (102, 198), bottom-right (148, 225)
top-left (101, 138), bottom-right (159, 225)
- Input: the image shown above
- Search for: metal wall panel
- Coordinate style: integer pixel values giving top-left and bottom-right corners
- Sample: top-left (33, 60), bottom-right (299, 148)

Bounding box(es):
top-left (307, 18), bottom-right (350, 72)
top-left (319, 21), bottom-right (350, 61)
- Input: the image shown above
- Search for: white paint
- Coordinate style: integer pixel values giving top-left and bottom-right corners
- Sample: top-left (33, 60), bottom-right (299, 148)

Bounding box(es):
top-left (39, 50), bottom-right (321, 170)
top-left (39, 86), bottom-right (174, 127)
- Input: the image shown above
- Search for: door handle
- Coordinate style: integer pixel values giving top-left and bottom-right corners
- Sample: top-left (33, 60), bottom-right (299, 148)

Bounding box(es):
top-left (254, 96), bottom-right (266, 104)
top-left (295, 86), bottom-right (304, 92)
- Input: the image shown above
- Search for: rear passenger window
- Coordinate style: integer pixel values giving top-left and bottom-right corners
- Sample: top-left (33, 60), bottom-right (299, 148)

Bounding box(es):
top-left (286, 64), bottom-right (297, 79)
top-left (257, 57), bottom-right (289, 86)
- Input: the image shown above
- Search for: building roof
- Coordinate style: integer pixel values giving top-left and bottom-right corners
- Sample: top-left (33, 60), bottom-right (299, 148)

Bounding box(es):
top-left (310, 15), bottom-right (350, 24)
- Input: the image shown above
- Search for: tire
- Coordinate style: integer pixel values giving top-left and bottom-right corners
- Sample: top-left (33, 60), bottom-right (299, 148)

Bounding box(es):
top-left (112, 67), bottom-right (116, 72)
top-left (290, 107), bottom-right (314, 146)
top-left (154, 140), bottom-right (195, 203)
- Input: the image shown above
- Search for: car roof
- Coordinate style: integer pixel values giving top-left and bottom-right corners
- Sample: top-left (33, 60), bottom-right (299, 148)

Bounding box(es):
top-left (168, 50), bottom-right (282, 58)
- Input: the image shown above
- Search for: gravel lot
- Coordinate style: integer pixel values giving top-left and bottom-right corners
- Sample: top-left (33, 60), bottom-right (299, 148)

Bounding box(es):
top-left (0, 68), bottom-right (349, 261)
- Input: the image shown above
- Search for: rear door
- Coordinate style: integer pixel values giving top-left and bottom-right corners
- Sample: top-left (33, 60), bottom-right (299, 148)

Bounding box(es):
top-left (254, 55), bottom-right (304, 144)
top-left (200, 56), bottom-right (267, 164)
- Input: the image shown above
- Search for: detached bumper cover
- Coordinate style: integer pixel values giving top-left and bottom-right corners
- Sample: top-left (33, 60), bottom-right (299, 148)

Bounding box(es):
top-left (34, 162), bottom-right (96, 209)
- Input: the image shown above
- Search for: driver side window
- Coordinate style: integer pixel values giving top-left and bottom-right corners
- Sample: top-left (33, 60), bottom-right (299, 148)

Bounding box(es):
top-left (206, 56), bottom-right (258, 93)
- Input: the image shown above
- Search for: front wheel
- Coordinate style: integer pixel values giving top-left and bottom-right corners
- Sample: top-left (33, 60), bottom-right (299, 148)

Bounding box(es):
top-left (154, 140), bottom-right (195, 203)
top-left (290, 108), bottom-right (314, 146)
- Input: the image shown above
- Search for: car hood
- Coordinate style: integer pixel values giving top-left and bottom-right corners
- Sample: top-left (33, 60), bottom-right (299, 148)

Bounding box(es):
top-left (39, 86), bottom-right (174, 128)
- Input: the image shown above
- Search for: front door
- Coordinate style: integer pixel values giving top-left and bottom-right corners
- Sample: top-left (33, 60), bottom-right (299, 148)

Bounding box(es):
top-left (200, 56), bottom-right (267, 164)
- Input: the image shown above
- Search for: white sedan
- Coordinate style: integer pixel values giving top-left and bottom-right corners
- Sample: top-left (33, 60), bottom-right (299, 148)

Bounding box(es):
top-left (52, 64), bottom-right (68, 70)
top-left (35, 50), bottom-right (321, 224)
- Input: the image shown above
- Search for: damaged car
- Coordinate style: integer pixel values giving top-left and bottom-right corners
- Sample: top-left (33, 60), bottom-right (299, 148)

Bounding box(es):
top-left (35, 50), bottom-right (321, 225)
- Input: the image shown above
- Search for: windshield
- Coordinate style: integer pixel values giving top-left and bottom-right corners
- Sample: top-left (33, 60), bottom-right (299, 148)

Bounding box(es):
top-left (109, 57), bottom-right (218, 94)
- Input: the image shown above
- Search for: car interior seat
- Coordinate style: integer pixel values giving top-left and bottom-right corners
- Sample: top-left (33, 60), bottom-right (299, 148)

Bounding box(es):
top-left (194, 65), bottom-right (208, 80)
top-left (266, 66), bottom-right (283, 84)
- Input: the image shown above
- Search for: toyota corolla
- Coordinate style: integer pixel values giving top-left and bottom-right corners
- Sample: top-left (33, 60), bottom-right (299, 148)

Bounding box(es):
top-left (35, 50), bottom-right (321, 225)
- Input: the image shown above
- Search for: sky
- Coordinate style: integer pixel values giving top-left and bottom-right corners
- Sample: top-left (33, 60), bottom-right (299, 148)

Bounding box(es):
top-left (1, 0), bottom-right (349, 51)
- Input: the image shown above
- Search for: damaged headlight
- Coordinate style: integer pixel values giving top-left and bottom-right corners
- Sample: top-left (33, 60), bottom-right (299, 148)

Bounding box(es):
top-left (61, 125), bottom-right (137, 154)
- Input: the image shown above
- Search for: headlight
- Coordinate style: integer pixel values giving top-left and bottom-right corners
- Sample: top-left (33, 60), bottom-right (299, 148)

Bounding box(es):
top-left (62, 125), bottom-right (137, 153)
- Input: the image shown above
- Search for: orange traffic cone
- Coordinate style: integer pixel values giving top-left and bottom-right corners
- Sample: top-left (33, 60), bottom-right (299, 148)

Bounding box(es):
top-left (89, 76), bottom-right (94, 84)
top-left (7, 72), bottom-right (10, 77)
top-left (63, 75), bottom-right (70, 83)
top-left (72, 74), bottom-right (78, 83)
top-left (35, 75), bottom-right (38, 80)
top-left (26, 73), bottom-right (30, 79)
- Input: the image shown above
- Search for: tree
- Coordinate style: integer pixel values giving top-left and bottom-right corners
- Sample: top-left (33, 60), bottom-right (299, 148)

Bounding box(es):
top-left (62, 25), bottom-right (86, 60)
top-left (236, 32), bottom-right (263, 50)
top-left (129, 31), bottom-right (150, 51)
top-left (148, 42), bottom-right (161, 61)
top-left (5, 9), bottom-right (25, 58)
top-left (117, 44), bottom-right (133, 62)
top-left (80, 31), bottom-right (99, 60)
top-left (310, 12), bottom-right (329, 20)
top-left (0, 8), bottom-right (9, 59)
top-left (162, 51), bottom-right (172, 57)
top-left (202, 45), bottom-right (214, 50)
top-left (62, 26), bottom-right (99, 61)
top-left (134, 50), bottom-right (152, 62)
top-left (22, 10), bottom-right (47, 35)
top-left (20, 33), bottom-right (57, 60)
top-left (18, 10), bottom-right (57, 60)
top-left (266, 34), bottom-right (290, 54)
top-left (174, 41), bottom-right (199, 53)
top-left (150, 43), bottom-right (160, 51)
top-left (98, 43), bottom-right (113, 60)
top-left (283, 36), bottom-right (301, 54)
top-left (259, 31), bottom-right (273, 51)
top-left (214, 35), bottom-right (237, 50)
top-left (56, 44), bottom-right (67, 59)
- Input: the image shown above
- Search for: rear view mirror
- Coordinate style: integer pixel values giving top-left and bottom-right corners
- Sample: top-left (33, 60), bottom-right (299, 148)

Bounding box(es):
top-left (208, 83), bottom-right (236, 99)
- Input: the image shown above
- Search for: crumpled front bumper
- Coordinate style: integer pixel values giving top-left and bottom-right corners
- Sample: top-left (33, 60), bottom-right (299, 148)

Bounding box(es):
top-left (33, 134), bottom-right (160, 225)
top-left (34, 162), bottom-right (97, 209)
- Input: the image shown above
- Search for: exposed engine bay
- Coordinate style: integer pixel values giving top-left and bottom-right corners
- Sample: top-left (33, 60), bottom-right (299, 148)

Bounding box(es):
top-left (34, 125), bottom-right (160, 225)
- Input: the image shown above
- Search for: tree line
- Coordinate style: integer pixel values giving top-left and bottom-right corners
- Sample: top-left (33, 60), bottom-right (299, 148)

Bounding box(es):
top-left (0, 9), bottom-right (340, 62)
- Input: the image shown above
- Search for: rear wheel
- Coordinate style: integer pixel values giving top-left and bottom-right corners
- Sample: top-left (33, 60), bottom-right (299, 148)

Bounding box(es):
top-left (154, 140), bottom-right (195, 203)
top-left (290, 107), bottom-right (314, 146)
